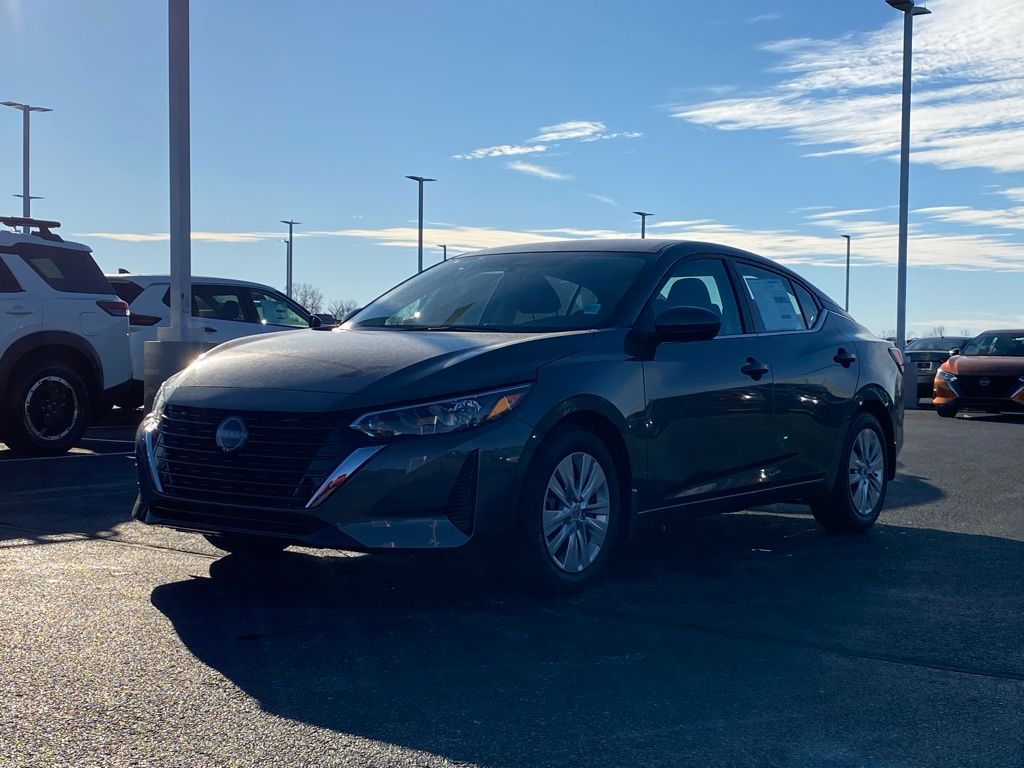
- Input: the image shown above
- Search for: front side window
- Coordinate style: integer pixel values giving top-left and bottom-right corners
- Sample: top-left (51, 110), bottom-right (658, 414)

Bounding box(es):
top-left (960, 332), bottom-right (1024, 357)
top-left (12, 243), bottom-right (112, 295)
top-left (737, 263), bottom-right (806, 332)
top-left (248, 288), bottom-right (309, 328)
top-left (654, 258), bottom-right (743, 336)
top-left (348, 251), bottom-right (647, 332)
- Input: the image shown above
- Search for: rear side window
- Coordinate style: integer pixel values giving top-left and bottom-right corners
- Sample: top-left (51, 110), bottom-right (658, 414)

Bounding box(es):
top-left (737, 263), bottom-right (806, 332)
top-left (793, 283), bottom-right (820, 327)
top-left (109, 279), bottom-right (144, 304)
top-left (11, 243), bottom-right (112, 295)
top-left (0, 256), bottom-right (23, 293)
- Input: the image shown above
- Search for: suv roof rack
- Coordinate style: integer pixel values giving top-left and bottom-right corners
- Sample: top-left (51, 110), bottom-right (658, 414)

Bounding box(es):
top-left (0, 216), bottom-right (63, 241)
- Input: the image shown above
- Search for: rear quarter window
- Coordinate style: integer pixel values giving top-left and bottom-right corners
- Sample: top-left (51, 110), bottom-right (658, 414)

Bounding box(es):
top-left (9, 243), bottom-right (113, 295)
top-left (108, 279), bottom-right (144, 304)
top-left (0, 255), bottom-right (23, 293)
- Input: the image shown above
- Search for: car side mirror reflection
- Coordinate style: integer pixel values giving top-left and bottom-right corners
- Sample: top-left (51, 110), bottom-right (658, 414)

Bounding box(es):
top-left (948, 348), bottom-right (960, 357)
top-left (308, 313), bottom-right (339, 330)
top-left (654, 306), bottom-right (722, 343)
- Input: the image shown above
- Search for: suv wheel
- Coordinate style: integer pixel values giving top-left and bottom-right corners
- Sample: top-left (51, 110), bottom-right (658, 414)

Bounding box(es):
top-left (515, 427), bottom-right (622, 594)
top-left (810, 413), bottom-right (888, 533)
top-left (2, 358), bottom-right (91, 455)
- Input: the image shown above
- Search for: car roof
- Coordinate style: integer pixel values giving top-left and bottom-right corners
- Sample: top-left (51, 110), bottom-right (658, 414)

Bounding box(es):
top-left (976, 329), bottom-right (1024, 335)
top-left (104, 273), bottom-right (281, 291)
top-left (0, 228), bottom-right (92, 252)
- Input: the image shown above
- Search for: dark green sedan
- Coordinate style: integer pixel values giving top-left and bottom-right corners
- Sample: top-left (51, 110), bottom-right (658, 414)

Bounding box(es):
top-left (134, 240), bottom-right (904, 593)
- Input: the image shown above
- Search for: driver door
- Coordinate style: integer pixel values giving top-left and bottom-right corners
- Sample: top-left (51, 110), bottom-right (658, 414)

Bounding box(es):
top-left (642, 256), bottom-right (775, 512)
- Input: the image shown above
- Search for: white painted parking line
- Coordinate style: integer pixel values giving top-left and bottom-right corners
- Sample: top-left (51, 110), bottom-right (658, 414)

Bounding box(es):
top-left (80, 437), bottom-right (136, 444)
top-left (0, 451), bottom-right (134, 463)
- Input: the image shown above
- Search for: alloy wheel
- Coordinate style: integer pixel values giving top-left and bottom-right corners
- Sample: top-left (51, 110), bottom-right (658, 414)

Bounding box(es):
top-left (848, 428), bottom-right (884, 516)
top-left (23, 376), bottom-right (79, 442)
top-left (543, 451), bottom-right (610, 573)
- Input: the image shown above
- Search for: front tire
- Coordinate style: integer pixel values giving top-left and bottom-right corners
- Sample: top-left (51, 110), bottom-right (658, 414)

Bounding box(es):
top-left (514, 427), bottom-right (622, 594)
top-left (204, 533), bottom-right (289, 557)
top-left (936, 405), bottom-right (958, 418)
top-left (811, 413), bottom-right (888, 533)
top-left (2, 358), bottom-right (92, 455)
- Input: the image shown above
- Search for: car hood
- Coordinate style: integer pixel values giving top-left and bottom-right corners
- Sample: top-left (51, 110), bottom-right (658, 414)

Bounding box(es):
top-left (169, 327), bottom-right (593, 410)
top-left (946, 355), bottom-right (1024, 376)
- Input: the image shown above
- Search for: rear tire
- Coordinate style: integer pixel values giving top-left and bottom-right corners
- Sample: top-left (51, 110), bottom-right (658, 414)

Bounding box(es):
top-left (204, 533), bottom-right (289, 557)
top-left (810, 413), bottom-right (888, 533)
top-left (1, 357), bottom-right (92, 455)
top-left (513, 427), bottom-right (623, 594)
top-left (936, 405), bottom-right (958, 418)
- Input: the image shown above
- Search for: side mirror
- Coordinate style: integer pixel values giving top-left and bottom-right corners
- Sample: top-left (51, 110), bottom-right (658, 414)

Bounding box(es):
top-left (654, 306), bottom-right (722, 343)
top-left (948, 348), bottom-right (960, 357)
top-left (309, 313), bottom-right (338, 330)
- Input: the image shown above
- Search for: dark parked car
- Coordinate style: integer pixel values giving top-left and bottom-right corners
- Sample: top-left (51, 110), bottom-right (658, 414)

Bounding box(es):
top-left (904, 336), bottom-right (970, 399)
top-left (134, 240), bottom-right (904, 592)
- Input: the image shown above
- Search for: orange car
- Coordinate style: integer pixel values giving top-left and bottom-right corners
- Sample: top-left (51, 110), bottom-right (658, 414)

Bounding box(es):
top-left (933, 329), bottom-right (1024, 417)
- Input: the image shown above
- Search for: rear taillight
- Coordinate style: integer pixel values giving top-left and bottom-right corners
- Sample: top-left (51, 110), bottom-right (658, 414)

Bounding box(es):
top-left (129, 313), bottom-right (161, 326)
top-left (96, 299), bottom-right (129, 317)
top-left (888, 347), bottom-right (905, 373)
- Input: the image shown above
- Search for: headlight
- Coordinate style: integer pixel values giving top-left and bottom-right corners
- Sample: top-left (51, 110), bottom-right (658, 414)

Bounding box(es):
top-left (937, 369), bottom-right (957, 382)
top-left (351, 384), bottom-right (530, 437)
top-left (150, 373), bottom-right (183, 420)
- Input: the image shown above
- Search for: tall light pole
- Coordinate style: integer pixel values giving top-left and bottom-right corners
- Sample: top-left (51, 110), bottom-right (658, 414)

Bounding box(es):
top-left (406, 175), bottom-right (436, 273)
top-left (2, 101), bottom-right (52, 233)
top-left (842, 234), bottom-right (852, 311)
top-left (887, 0), bottom-right (931, 408)
top-left (439, 243), bottom-right (447, 261)
top-left (280, 219), bottom-right (301, 297)
top-left (633, 211), bottom-right (652, 239)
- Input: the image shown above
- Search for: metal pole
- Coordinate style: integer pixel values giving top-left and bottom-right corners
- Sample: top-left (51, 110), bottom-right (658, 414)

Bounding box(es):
top-left (168, 0), bottom-right (192, 343)
top-left (641, 216), bottom-right (646, 239)
top-left (896, 9), bottom-right (915, 407)
top-left (417, 182), bottom-right (424, 273)
top-left (287, 223), bottom-right (293, 297)
top-left (21, 108), bottom-right (29, 229)
top-left (843, 235), bottom-right (851, 311)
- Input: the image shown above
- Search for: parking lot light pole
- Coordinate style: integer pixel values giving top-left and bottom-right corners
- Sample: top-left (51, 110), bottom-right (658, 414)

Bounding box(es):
top-left (887, 0), bottom-right (931, 409)
top-left (842, 235), bottom-right (851, 311)
top-left (633, 211), bottom-right (652, 239)
top-left (406, 176), bottom-right (436, 273)
top-left (2, 101), bottom-right (52, 233)
top-left (280, 219), bottom-right (301, 298)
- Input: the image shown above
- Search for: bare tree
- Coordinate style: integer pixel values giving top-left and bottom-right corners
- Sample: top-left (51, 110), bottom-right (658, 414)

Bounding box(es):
top-left (961, 328), bottom-right (971, 337)
top-left (327, 297), bottom-right (360, 319)
top-left (930, 325), bottom-right (947, 337)
top-left (292, 282), bottom-right (324, 313)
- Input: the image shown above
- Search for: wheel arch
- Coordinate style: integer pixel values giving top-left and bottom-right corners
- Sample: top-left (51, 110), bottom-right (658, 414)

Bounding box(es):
top-left (0, 332), bottom-right (102, 401)
top-left (847, 385), bottom-right (898, 480)
top-left (514, 395), bottom-right (637, 538)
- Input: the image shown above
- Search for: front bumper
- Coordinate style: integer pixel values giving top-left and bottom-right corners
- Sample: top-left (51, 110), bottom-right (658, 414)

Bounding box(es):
top-left (932, 378), bottom-right (1024, 412)
top-left (134, 413), bottom-right (534, 552)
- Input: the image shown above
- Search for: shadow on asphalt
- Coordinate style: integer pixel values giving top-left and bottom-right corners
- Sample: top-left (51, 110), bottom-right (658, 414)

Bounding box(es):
top-left (150, 512), bottom-right (1024, 767)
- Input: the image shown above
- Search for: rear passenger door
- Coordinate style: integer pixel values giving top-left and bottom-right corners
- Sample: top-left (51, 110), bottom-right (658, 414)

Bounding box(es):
top-left (734, 261), bottom-right (859, 484)
top-left (190, 284), bottom-right (260, 342)
top-left (0, 254), bottom-right (42, 355)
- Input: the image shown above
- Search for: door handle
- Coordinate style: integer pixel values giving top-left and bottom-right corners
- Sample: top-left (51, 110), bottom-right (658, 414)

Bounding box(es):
top-left (202, 326), bottom-right (217, 333)
top-left (833, 348), bottom-right (857, 368)
top-left (4, 307), bottom-right (32, 316)
top-left (740, 357), bottom-right (770, 380)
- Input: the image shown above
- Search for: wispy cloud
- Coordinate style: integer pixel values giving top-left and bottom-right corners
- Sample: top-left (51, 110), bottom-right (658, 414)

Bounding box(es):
top-left (76, 231), bottom-right (281, 243)
top-left (505, 161), bottom-right (571, 180)
top-left (671, 0), bottom-right (1024, 173)
top-left (531, 120), bottom-right (606, 142)
top-left (587, 194), bottom-right (619, 207)
top-left (745, 13), bottom-right (780, 24)
top-left (452, 144), bottom-right (546, 160)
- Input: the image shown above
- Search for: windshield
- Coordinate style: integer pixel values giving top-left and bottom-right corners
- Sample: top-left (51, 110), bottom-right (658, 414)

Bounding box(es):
top-left (347, 251), bottom-right (648, 332)
top-left (906, 337), bottom-right (966, 352)
top-left (960, 332), bottom-right (1024, 357)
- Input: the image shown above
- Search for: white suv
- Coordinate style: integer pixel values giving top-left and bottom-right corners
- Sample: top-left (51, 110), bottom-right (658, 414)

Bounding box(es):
top-left (0, 217), bottom-right (130, 453)
top-left (104, 274), bottom-right (320, 409)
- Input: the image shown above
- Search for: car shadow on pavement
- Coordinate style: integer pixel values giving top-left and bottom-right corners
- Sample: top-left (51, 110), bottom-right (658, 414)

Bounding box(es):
top-left (151, 511), bottom-right (1024, 768)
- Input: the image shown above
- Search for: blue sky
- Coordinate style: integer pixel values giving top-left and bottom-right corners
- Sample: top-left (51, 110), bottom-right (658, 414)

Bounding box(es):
top-left (2, 0), bottom-right (1023, 335)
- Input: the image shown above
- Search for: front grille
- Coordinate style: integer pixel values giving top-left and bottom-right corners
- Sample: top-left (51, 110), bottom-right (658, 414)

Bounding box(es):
top-left (150, 499), bottom-right (325, 536)
top-left (957, 375), bottom-right (1018, 399)
top-left (155, 404), bottom-right (369, 509)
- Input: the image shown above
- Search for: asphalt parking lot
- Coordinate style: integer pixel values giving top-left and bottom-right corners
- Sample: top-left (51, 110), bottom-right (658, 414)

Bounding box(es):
top-left (1, 409), bottom-right (1022, 768)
